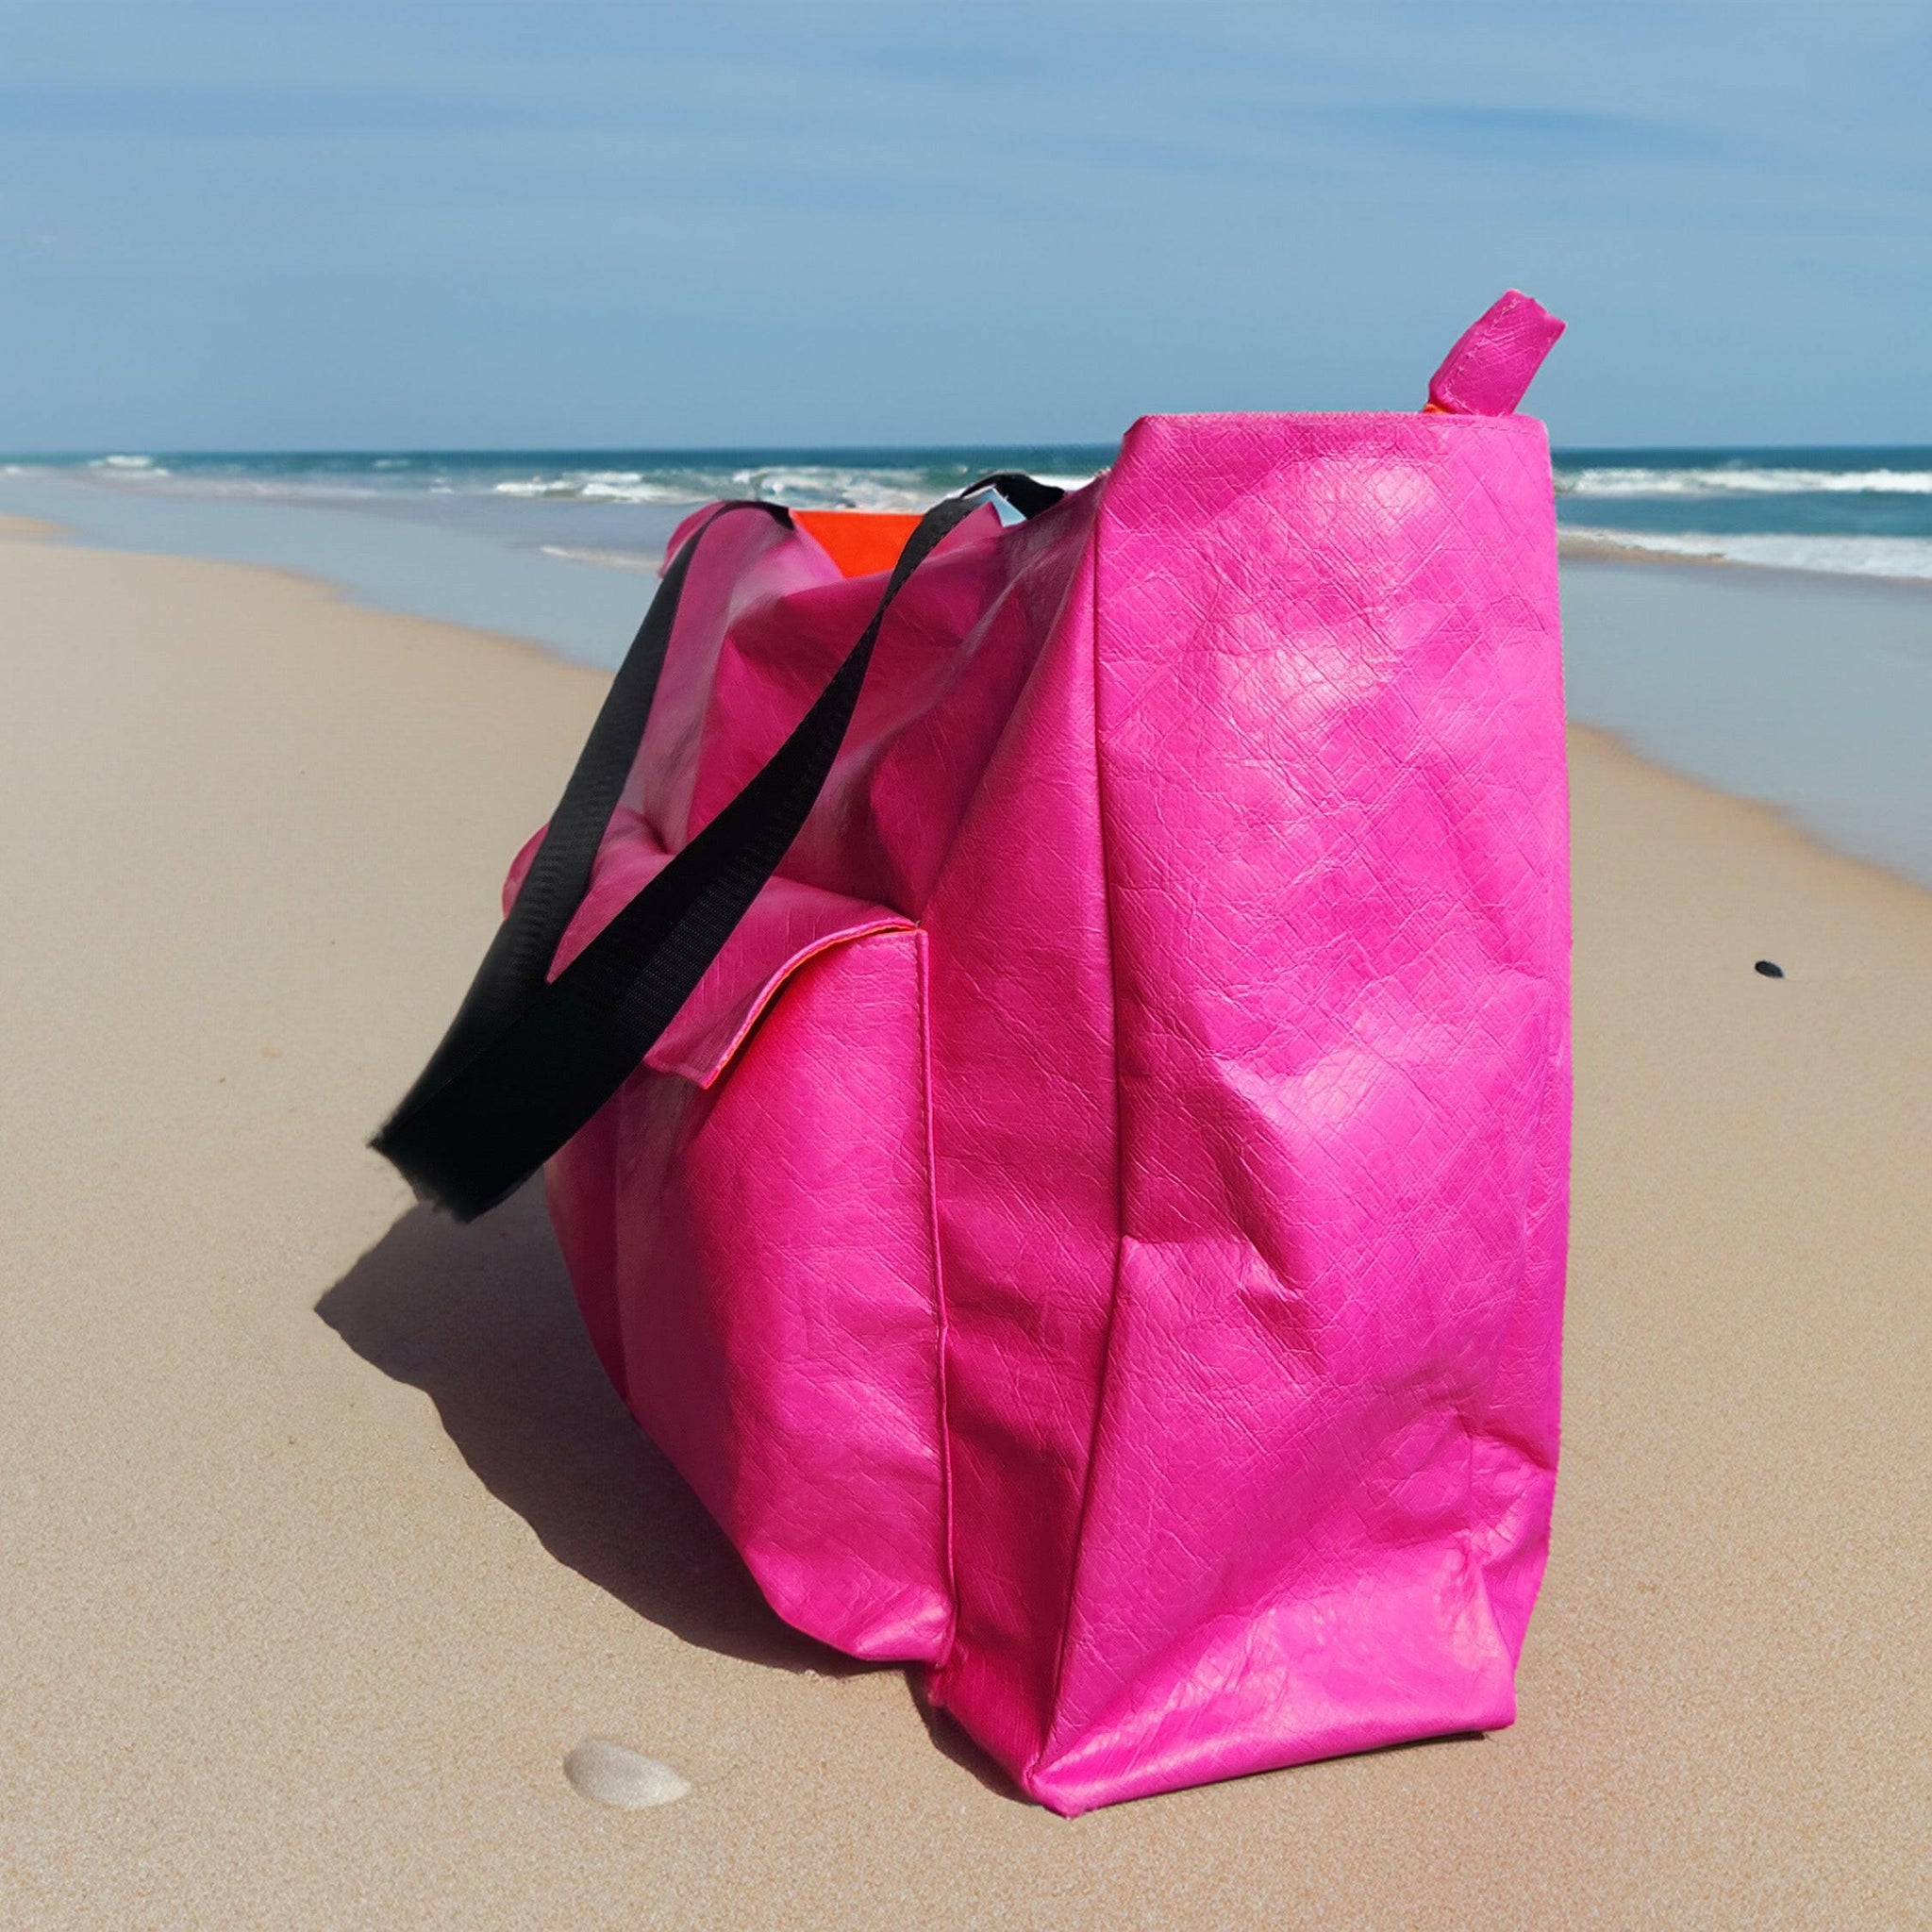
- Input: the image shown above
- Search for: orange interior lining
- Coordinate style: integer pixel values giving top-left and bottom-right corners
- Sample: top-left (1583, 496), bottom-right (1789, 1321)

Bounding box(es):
top-left (792, 508), bottom-right (924, 579)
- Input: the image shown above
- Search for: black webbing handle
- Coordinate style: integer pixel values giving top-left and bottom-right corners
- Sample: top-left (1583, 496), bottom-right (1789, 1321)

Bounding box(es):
top-left (374, 475), bottom-right (1058, 1220)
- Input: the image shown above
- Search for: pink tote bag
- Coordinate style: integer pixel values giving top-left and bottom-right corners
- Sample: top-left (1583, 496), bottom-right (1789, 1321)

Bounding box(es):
top-left (378, 291), bottom-right (1572, 1813)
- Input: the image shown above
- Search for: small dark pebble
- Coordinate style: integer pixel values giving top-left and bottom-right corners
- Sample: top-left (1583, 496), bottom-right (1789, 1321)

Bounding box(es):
top-left (1754, 959), bottom-right (1785, 978)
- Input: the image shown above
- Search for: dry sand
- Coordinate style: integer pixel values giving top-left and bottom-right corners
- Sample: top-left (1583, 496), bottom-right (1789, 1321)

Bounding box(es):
top-left (1, 525), bottom-right (1926, 1929)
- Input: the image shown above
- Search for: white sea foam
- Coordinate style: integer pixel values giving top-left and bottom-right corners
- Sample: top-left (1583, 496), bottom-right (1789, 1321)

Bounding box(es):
top-left (1558, 465), bottom-right (1932, 498)
top-left (88, 454), bottom-right (172, 478)
top-left (491, 475), bottom-right (702, 505)
top-left (730, 464), bottom-right (936, 510)
top-left (491, 463), bottom-right (1103, 512)
top-left (540, 543), bottom-right (664, 574)
top-left (1562, 525), bottom-right (1932, 581)
top-left (732, 464), bottom-right (1102, 511)
top-left (30, 452), bottom-right (1109, 516)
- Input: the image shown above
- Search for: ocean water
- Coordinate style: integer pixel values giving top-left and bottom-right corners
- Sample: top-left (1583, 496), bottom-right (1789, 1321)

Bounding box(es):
top-left (1554, 445), bottom-right (1932, 581)
top-left (7, 441), bottom-right (1931, 582)
top-left (2, 441), bottom-right (1928, 889)
top-left (0, 446), bottom-right (1114, 591)
top-left (0, 448), bottom-right (1111, 661)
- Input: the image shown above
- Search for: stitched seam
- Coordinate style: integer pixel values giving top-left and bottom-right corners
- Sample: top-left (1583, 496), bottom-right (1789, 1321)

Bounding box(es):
top-left (1459, 881), bottom-right (1565, 1649)
top-left (916, 926), bottom-right (962, 1666)
top-left (1032, 492), bottom-right (1132, 1784)
top-left (1462, 505), bottom-right (1568, 1654)
top-left (669, 915), bottom-right (914, 1087)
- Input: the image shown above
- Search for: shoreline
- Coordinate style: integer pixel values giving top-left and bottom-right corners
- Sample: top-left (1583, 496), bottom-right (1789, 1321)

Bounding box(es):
top-left (15, 469), bottom-right (1932, 589)
top-left (7, 503), bottom-right (1923, 912)
top-left (1557, 524), bottom-right (1932, 583)
top-left (6, 493), bottom-right (1930, 900)
top-left (0, 505), bottom-right (622, 687)
top-left (2, 526), bottom-right (1926, 1924)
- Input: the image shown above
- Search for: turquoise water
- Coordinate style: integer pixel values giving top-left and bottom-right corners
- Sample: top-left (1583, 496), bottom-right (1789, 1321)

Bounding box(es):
top-left (5, 438), bottom-right (1929, 659)
top-left (7, 441), bottom-right (1932, 580)
top-left (0, 446), bottom-right (1113, 596)
top-left (1554, 445), bottom-right (1932, 579)
top-left (5, 439), bottom-right (1928, 655)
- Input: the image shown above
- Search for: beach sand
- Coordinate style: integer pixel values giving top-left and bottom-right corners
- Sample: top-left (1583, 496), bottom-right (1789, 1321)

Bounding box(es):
top-left (1, 525), bottom-right (1926, 1929)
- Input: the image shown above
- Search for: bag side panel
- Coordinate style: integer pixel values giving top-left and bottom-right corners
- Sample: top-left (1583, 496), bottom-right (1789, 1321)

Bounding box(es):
top-left (918, 504), bottom-right (1128, 1778)
top-left (543, 497), bottom-right (1108, 1686)
top-left (548, 928), bottom-right (953, 1663)
top-left (1029, 411), bottom-right (1570, 1811)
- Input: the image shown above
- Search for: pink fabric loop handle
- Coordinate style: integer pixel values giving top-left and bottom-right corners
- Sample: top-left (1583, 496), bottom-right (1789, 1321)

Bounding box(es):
top-left (1425, 290), bottom-right (1565, 416)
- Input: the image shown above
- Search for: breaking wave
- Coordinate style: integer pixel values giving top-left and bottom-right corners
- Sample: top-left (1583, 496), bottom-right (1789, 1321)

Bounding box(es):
top-left (1557, 463), bottom-right (1932, 499)
top-left (1561, 525), bottom-right (1932, 581)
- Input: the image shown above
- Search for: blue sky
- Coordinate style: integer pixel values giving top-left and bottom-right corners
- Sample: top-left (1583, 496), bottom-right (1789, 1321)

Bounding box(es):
top-left (2, 1), bottom-right (1927, 449)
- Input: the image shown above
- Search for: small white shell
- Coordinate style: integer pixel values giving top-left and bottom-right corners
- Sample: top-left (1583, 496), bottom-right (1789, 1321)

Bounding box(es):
top-left (562, 1737), bottom-right (691, 1809)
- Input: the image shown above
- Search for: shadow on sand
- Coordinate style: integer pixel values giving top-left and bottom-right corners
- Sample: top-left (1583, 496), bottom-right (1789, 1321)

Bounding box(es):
top-left (315, 1182), bottom-right (854, 1674)
top-left (319, 1183), bottom-right (1039, 1797)
top-left (315, 1186), bottom-right (1478, 1807)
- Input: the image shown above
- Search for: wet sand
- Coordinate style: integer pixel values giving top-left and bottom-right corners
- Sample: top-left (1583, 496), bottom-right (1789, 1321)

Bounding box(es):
top-left (1, 525), bottom-right (1926, 1927)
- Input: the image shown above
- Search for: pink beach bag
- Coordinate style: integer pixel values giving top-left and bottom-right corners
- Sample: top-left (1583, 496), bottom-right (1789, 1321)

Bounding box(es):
top-left (377, 291), bottom-right (1572, 1814)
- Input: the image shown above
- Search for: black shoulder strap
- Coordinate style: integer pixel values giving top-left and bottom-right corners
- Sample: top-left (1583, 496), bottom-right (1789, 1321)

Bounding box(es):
top-left (374, 475), bottom-right (1060, 1220)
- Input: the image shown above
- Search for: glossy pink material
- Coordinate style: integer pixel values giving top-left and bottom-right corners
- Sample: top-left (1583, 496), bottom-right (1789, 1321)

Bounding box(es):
top-left (520, 296), bottom-right (1571, 1812)
top-left (1427, 289), bottom-right (1566, 417)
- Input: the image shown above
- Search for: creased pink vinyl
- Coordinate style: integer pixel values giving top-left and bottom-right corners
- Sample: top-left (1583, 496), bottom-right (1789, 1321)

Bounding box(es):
top-left (527, 296), bottom-right (1571, 1811)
